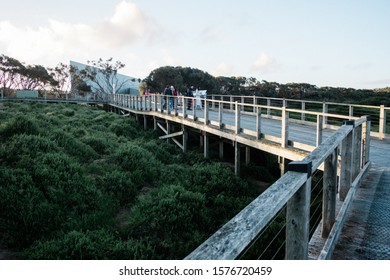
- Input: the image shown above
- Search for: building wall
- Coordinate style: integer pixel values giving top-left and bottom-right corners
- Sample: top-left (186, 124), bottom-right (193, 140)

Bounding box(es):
top-left (70, 60), bottom-right (140, 96)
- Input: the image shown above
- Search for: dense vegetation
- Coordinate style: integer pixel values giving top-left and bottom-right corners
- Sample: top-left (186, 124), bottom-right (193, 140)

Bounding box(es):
top-left (0, 101), bottom-right (269, 260)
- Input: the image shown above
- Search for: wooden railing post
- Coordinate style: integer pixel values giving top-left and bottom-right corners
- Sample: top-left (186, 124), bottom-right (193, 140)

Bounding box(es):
top-left (286, 161), bottom-right (312, 260)
top-left (230, 96), bottom-right (234, 111)
top-left (316, 115), bottom-right (323, 146)
top-left (192, 97), bottom-right (197, 120)
top-left (174, 97), bottom-right (178, 116)
top-left (362, 116), bottom-right (371, 166)
top-left (339, 122), bottom-right (354, 201)
top-left (159, 95), bottom-right (164, 113)
top-left (256, 107), bottom-right (261, 140)
top-left (322, 102), bottom-right (328, 128)
top-left (182, 96), bottom-right (187, 118)
top-left (267, 99), bottom-right (271, 117)
top-left (204, 100), bottom-right (209, 125)
top-left (235, 101), bottom-right (240, 134)
top-left (352, 124), bottom-right (362, 180)
top-left (281, 100), bottom-right (288, 148)
top-left (218, 102), bottom-right (223, 128)
top-left (301, 101), bottom-right (306, 121)
top-left (253, 96), bottom-right (256, 113)
top-left (379, 105), bottom-right (386, 140)
top-left (322, 148), bottom-right (338, 238)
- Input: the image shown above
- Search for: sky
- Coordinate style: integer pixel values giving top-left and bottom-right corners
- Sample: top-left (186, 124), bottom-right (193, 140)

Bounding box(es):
top-left (1, 0), bottom-right (389, 89)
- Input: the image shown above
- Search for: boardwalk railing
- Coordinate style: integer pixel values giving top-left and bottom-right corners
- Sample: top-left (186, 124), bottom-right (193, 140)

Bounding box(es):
top-left (108, 93), bottom-right (364, 154)
top-left (210, 95), bottom-right (389, 139)
top-left (107, 93), bottom-right (371, 259)
top-left (185, 116), bottom-right (370, 260)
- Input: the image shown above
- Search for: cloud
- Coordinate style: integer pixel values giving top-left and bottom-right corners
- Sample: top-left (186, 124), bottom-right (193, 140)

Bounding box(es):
top-left (251, 52), bottom-right (279, 73)
top-left (0, 1), bottom-right (155, 65)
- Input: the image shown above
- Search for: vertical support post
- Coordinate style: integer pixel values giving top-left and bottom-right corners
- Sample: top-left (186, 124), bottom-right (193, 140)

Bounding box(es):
top-left (352, 124), bottom-right (362, 180)
top-left (322, 148), bottom-right (338, 238)
top-left (235, 101), bottom-right (241, 134)
top-left (256, 107), bottom-right (262, 140)
top-left (230, 96), bottom-right (234, 111)
top-left (245, 146), bottom-right (250, 166)
top-left (219, 140), bottom-right (224, 160)
top-left (301, 101), bottom-right (306, 121)
top-left (286, 161), bottom-right (312, 260)
top-left (167, 96), bottom-right (171, 115)
top-left (204, 100), bottom-right (209, 125)
top-left (253, 96), bottom-right (256, 113)
top-left (234, 141), bottom-right (240, 176)
top-left (183, 126), bottom-right (188, 153)
top-left (316, 115), bottom-right (323, 146)
top-left (279, 156), bottom-right (286, 175)
top-left (281, 100), bottom-right (288, 148)
top-left (204, 132), bottom-right (209, 159)
top-left (154, 95), bottom-right (158, 111)
top-left (193, 97), bottom-right (197, 120)
top-left (160, 95), bottom-right (163, 113)
top-left (143, 115), bottom-right (147, 130)
top-left (153, 116), bottom-right (157, 131)
top-left (322, 102), bottom-right (328, 128)
top-left (166, 120), bottom-right (171, 144)
top-left (339, 129), bottom-right (353, 201)
top-left (218, 102), bottom-right (223, 128)
top-left (174, 97), bottom-right (178, 116)
top-left (349, 105), bottom-right (353, 117)
top-left (362, 116), bottom-right (371, 165)
top-left (182, 96), bottom-right (187, 118)
top-left (267, 99), bottom-right (271, 117)
top-left (212, 95), bottom-right (216, 110)
top-left (379, 105), bottom-right (386, 140)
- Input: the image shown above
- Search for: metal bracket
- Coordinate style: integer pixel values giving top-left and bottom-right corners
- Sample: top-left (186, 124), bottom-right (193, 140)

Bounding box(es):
top-left (287, 161), bottom-right (312, 178)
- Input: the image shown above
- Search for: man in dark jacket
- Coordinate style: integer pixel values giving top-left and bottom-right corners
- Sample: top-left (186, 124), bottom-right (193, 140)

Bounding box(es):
top-left (185, 85), bottom-right (193, 110)
top-left (163, 85), bottom-right (172, 109)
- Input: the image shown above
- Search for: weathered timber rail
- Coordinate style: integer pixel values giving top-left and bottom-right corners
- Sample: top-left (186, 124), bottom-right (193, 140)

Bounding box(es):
top-left (211, 95), bottom-right (389, 140)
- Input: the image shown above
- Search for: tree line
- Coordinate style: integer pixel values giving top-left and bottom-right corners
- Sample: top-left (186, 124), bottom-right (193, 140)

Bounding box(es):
top-left (2, 53), bottom-right (389, 105)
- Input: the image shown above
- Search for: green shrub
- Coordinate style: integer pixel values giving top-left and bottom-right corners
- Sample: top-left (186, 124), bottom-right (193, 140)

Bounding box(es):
top-left (50, 130), bottom-right (98, 162)
top-left (0, 115), bottom-right (40, 140)
top-left (111, 142), bottom-right (162, 183)
top-left (0, 168), bottom-right (62, 248)
top-left (21, 229), bottom-right (157, 260)
top-left (1, 134), bottom-right (59, 166)
top-left (96, 170), bottom-right (138, 206)
top-left (124, 184), bottom-right (211, 259)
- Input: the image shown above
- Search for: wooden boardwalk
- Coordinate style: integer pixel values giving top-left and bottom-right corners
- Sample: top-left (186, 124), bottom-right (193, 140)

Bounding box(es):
top-left (331, 164), bottom-right (390, 259)
top-left (110, 97), bottom-right (390, 260)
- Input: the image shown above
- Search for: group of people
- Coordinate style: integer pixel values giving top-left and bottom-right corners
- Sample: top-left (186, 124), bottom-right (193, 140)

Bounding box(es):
top-left (162, 85), bottom-right (195, 110)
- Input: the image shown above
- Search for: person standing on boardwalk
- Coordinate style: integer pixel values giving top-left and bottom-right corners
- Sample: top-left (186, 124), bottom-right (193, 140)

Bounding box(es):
top-left (163, 85), bottom-right (172, 109)
top-left (185, 85), bottom-right (193, 110)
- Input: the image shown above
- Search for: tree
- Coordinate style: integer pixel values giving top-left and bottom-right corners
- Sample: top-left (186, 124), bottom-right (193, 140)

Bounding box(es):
top-left (19, 64), bottom-right (57, 91)
top-left (48, 63), bottom-right (78, 98)
top-left (0, 54), bottom-right (25, 96)
top-left (143, 66), bottom-right (218, 94)
top-left (79, 58), bottom-right (129, 99)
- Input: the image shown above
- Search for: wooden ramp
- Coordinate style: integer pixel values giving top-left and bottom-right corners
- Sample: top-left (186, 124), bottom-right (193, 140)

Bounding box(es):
top-left (330, 164), bottom-right (390, 259)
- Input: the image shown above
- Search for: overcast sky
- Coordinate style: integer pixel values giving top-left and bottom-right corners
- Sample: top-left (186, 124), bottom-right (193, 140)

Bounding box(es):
top-left (1, 0), bottom-right (389, 89)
